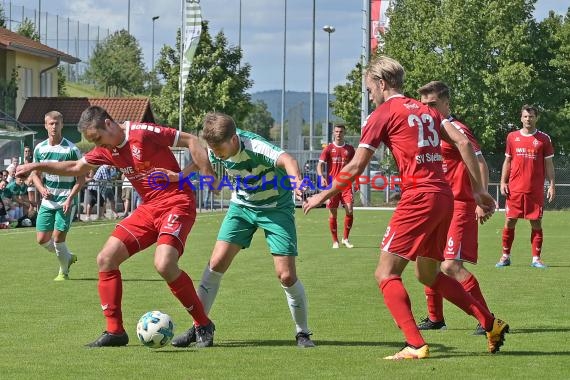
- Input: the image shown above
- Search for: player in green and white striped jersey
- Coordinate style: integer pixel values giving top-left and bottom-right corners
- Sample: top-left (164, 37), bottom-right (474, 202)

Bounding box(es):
top-left (172, 112), bottom-right (316, 349)
top-left (29, 111), bottom-right (85, 281)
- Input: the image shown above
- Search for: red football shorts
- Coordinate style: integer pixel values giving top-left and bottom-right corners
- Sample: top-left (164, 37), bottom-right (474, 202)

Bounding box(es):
top-left (443, 201), bottom-right (478, 264)
top-left (505, 191), bottom-right (543, 220)
top-left (112, 194), bottom-right (196, 256)
top-left (326, 188), bottom-right (353, 209)
top-left (381, 191), bottom-right (453, 261)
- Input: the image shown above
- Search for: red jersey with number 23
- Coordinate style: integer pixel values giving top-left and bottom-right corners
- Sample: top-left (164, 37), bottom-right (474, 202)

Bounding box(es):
top-left (359, 95), bottom-right (451, 195)
top-left (82, 121), bottom-right (193, 203)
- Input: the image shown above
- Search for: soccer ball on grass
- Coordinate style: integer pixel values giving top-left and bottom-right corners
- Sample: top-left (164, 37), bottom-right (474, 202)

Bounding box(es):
top-left (136, 311), bottom-right (174, 348)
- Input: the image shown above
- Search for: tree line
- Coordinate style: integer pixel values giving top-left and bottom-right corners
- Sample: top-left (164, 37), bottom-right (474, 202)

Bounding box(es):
top-left (1, 1), bottom-right (568, 155)
top-left (333, 0), bottom-right (570, 155)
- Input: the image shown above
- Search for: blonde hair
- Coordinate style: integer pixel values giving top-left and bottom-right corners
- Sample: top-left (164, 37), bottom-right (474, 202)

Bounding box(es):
top-left (45, 110), bottom-right (63, 123)
top-left (365, 55), bottom-right (405, 90)
top-left (202, 112), bottom-right (237, 145)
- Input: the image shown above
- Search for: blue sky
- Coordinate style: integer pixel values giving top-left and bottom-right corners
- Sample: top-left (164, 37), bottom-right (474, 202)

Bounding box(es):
top-left (9, 0), bottom-right (569, 93)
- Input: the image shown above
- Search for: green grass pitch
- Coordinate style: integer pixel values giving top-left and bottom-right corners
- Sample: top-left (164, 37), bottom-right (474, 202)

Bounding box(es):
top-left (0, 209), bottom-right (568, 379)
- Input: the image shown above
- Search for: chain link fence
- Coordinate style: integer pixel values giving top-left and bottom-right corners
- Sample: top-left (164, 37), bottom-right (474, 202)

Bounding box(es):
top-left (3, 1), bottom-right (115, 81)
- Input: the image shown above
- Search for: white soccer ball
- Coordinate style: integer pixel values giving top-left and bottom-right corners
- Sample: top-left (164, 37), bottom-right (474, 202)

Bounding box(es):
top-left (136, 311), bottom-right (175, 349)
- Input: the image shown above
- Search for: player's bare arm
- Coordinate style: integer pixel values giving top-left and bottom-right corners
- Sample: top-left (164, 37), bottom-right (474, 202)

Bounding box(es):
top-left (16, 159), bottom-right (93, 179)
top-left (545, 157), bottom-right (555, 202)
top-left (441, 120), bottom-right (495, 212)
top-left (476, 154), bottom-right (493, 224)
top-left (63, 174), bottom-right (86, 214)
top-left (276, 153), bottom-right (304, 199)
top-left (316, 161), bottom-right (328, 187)
top-left (28, 170), bottom-right (51, 199)
top-left (303, 147), bottom-right (372, 214)
top-left (177, 132), bottom-right (218, 181)
top-left (500, 156), bottom-right (512, 196)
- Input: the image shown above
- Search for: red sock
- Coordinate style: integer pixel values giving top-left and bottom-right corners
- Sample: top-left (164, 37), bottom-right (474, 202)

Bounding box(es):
top-left (168, 271), bottom-right (209, 326)
top-left (329, 217), bottom-right (338, 242)
top-left (531, 229), bottom-right (543, 257)
top-left (502, 227), bottom-right (515, 255)
top-left (98, 270), bottom-right (124, 334)
top-left (343, 215), bottom-right (354, 240)
top-left (424, 286), bottom-right (444, 322)
top-left (461, 274), bottom-right (490, 314)
top-left (379, 276), bottom-right (425, 348)
top-left (430, 272), bottom-right (494, 331)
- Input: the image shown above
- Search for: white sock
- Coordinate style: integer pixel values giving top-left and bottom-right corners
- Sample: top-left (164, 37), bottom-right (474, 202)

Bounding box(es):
top-left (282, 280), bottom-right (310, 334)
top-left (41, 239), bottom-right (55, 253)
top-left (54, 242), bottom-right (73, 274)
top-left (502, 254), bottom-right (510, 259)
top-left (532, 256), bottom-right (541, 263)
top-left (197, 265), bottom-right (224, 314)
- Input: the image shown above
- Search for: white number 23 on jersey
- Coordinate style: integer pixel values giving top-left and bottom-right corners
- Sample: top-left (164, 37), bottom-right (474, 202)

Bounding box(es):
top-left (408, 114), bottom-right (439, 148)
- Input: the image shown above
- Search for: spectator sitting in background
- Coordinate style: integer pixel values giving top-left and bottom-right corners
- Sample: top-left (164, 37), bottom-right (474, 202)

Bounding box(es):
top-left (6, 176), bottom-right (29, 220)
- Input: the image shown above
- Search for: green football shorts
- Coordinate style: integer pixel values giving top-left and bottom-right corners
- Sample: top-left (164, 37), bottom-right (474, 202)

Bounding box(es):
top-left (217, 202), bottom-right (298, 256)
top-left (36, 205), bottom-right (73, 232)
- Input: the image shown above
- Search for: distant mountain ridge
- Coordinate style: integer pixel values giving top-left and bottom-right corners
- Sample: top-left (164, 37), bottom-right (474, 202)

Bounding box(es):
top-left (251, 90), bottom-right (336, 125)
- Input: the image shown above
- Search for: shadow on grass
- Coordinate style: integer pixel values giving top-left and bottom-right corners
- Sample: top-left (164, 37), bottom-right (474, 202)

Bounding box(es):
top-left (71, 278), bottom-right (164, 282)
top-left (213, 340), bottom-right (451, 349)
top-left (432, 350), bottom-right (570, 359)
top-left (508, 327), bottom-right (570, 334)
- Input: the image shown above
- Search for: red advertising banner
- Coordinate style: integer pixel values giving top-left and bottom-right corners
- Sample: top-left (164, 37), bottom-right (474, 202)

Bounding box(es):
top-left (370, 0), bottom-right (390, 53)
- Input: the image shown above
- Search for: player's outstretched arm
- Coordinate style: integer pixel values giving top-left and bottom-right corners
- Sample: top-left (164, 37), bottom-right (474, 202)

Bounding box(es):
top-left (16, 159), bottom-right (92, 179)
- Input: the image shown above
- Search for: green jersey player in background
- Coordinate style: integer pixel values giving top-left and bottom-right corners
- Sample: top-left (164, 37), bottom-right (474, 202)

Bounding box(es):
top-left (29, 111), bottom-right (85, 281)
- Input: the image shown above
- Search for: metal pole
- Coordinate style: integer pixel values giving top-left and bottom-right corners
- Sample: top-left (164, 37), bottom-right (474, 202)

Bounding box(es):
top-left (360, 0), bottom-right (371, 206)
top-left (152, 16), bottom-right (160, 72)
top-left (280, 0), bottom-right (287, 149)
top-left (127, 0), bottom-right (131, 34)
top-left (238, 0), bottom-right (242, 50)
top-left (178, 0), bottom-right (184, 131)
top-left (323, 25), bottom-right (335, 143)
top-left (38, 0), bottom-right (41, 40)
top-left (309, 0), bottom-right (315, 151)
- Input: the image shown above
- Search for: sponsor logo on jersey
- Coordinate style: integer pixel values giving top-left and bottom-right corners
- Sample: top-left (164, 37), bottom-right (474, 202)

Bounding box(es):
top-left (132, 145), bottom-right (141, 160)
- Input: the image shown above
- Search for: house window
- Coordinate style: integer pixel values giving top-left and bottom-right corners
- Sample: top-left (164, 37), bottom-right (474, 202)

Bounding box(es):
top-left (23, 68), bottom-right (33, 98)
top-left (40, 71), bottom-right (53, 96)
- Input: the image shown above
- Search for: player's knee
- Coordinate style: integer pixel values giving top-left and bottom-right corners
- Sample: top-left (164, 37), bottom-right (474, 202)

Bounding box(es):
top-left (277, 271), bottom-right (297, 287)
top-left (440, 260), bottom-right (461, 277)
top-left (375, 268), bottom-right (391, 284)
top-left (96, 250), bottom-right (121, 270)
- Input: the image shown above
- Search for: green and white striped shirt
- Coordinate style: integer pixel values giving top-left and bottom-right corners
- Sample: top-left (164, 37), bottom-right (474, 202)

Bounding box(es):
top-left (34, 138), bottom-right (82, 209)
top-left (209, 129), bottom-right (294, 209)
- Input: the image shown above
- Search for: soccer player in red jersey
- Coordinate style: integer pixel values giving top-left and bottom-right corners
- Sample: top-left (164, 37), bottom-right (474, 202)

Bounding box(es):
top-left (416, 81), bottom-right (494, 335)
top-left (16, 106), bottom-right (217, 348)
top-left (497, 105), bottom-right (555, 269)
top-left (304, 56), bottom-right (509, 359)
top-left (317, 124), bottom-right (356, 248)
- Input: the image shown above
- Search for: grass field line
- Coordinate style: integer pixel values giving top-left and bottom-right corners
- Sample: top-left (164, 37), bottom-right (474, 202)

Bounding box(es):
top-left (0, 212), bottom-right (225, 236)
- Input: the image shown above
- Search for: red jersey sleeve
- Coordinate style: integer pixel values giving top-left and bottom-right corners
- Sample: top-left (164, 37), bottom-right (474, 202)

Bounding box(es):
top-left (543, 134), bottom-right (554, 158)
top-left (359, 111), bottom-right (387, 150)
top-left (319, 145), bottom-right (330, 162)
top-left (83, 147), bottom-right (112, 166)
